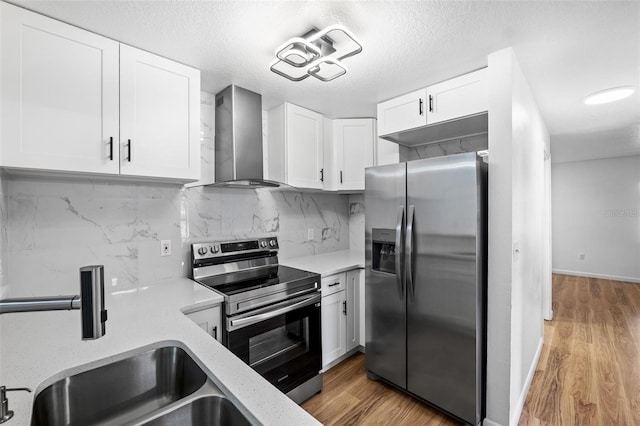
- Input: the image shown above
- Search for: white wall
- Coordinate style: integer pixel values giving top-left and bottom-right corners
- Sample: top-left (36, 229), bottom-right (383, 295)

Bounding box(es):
top-left (552, 155), bottom-right (640, 282)
top-left (486, 48), bottom-right (548, 426)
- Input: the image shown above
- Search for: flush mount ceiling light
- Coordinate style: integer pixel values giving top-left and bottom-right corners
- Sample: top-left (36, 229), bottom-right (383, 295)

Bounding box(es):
top-left (270, 24), bottom-right (362, 82)
top-left (584, 86), bottom-right (635, 105)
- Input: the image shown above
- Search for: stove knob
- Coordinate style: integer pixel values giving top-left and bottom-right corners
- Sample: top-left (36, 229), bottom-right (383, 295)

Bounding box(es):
top-left (197, 247), bottom-right (208, 256)
top-left (210, 245), bottom-right (219, 254)
top-left (260, 240), bottom-right (267, 248)
top-left (269, 240), bottom-right (276, 247)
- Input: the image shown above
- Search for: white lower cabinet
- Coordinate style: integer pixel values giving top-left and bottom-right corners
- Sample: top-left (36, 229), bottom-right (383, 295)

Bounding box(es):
top-left (321, 269), bottom-right (362, 369)
top-left (184, 304), bottom-right (222, 343)
top-left (321, 290), bottom-right (347, 367)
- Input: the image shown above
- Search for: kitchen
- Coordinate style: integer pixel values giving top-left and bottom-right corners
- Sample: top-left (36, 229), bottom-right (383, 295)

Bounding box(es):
top-left (0, 1), bottom-right (638, 426)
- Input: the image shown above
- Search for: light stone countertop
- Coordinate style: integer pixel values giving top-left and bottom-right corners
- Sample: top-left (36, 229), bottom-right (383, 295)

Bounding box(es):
top-left (0, 278), bottom-right (321, 426)
top-left (281, 250), bottom-right (365, 276)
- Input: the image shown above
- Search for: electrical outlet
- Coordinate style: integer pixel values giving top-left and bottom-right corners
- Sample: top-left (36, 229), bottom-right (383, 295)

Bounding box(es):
top-left (307, 228), bottom-right (314, 240)
top-left (579, 253), bottom-right (585, 260)
top-left (161, 240), bottom-right (171, 256)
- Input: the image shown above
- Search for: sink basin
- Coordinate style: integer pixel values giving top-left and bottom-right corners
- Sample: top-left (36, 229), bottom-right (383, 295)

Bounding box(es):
top-left (142, 396), bottom-right (252, 426)
top-left (31, 346), bottom-right (207, 426)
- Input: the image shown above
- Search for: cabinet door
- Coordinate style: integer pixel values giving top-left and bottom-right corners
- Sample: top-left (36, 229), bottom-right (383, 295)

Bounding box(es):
top-left (185, 305), bottom-right (222, 343)
top-left (285, 103), bottom-right (324, 189)
top-left (0, 2), bottom-right (119, 174)
top-left (426, 68), bottom-right (488, 125)
top-left (334, 119), bottom-right (374, 191)
top-left (120, 45), bottom-right (200, 181)
top-left (321, 290), bottom-right (346, 368)
top-left (377, 88), bottom-right (427, 136)
top-left (345, 269), bottom-right (360, 352)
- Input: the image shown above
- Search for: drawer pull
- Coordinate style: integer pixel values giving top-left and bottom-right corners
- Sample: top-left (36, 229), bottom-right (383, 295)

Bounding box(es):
top-left (328, 282), bottom-right (340, 287)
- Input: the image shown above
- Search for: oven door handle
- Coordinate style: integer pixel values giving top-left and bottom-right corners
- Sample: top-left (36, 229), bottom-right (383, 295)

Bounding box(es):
top-left (229, 293), bottom-right (321, 331)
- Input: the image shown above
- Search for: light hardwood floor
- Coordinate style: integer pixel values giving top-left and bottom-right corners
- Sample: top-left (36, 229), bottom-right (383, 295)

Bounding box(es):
top-left (304, 274), bottom-right (640, 425)
top-left (302, 352), bottom-right (457, 425)
top-left (520, 274), bottom-right (640, 425)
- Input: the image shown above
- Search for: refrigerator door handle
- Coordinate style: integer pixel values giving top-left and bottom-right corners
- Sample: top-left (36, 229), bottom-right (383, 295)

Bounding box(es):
top-left (395, 205), bottom-right (405, 298)
top-left (406, 205), bottom-right (415, 299)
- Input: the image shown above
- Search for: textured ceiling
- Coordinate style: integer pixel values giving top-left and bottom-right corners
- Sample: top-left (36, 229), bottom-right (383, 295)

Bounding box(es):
top-left (10, 0), bottom-right (640, 162)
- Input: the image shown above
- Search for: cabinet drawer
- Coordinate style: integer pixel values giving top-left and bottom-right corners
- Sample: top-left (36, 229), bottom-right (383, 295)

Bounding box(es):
top-left (321, 272), bottom-right (346, 296)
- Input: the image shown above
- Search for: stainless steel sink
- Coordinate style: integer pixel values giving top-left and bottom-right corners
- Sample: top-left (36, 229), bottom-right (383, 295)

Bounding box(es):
top-left (30, 345), bottom-right (254, 425)
top-left (142, 396), bottom-right (252, 426)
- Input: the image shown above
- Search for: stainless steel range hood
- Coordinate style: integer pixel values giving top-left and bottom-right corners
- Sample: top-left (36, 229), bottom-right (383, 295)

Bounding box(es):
top-left (213, 85), bottom-right (280, 188)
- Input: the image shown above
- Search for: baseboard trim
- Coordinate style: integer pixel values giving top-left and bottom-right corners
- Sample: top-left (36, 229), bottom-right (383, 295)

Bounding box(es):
top-left (552, 269), bottom-right (640, 283)
top-left (510, 336), bottom-right (543, 426)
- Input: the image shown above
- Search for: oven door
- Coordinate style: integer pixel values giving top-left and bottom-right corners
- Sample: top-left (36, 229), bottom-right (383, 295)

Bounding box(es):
top-left (226, 292), bottom-right (322, 394)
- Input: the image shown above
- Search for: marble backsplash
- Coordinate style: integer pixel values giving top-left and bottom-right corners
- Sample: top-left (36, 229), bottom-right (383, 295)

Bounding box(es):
top-left (1, 90), bottom-right (350, 297)
top-left (4, 176), bottom-right (349, 297)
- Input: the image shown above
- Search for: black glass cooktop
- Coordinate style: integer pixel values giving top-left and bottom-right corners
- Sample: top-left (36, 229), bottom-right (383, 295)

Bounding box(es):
top-left (198, 265), bottom-right (318, 296)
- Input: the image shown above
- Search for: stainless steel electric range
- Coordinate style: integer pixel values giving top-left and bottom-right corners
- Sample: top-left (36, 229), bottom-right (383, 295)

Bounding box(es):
top-left (191, 237), bottom-right (322, 404)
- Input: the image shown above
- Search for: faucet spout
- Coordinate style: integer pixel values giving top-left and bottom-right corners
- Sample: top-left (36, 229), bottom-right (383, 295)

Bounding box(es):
top-left (0, 265), bottom-right (107, 340)
top-left (0, 295), bottom-right (79, 313)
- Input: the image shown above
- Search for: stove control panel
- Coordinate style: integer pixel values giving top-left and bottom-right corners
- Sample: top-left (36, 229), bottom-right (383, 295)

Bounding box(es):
top-left (192, 237), bottom-right (278, 262)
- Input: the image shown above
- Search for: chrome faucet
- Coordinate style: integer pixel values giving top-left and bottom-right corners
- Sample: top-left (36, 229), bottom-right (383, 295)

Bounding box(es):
top-left (0, 265), bottom-right (107, 340)
top-left (0, 386), bottom-right (31, 424)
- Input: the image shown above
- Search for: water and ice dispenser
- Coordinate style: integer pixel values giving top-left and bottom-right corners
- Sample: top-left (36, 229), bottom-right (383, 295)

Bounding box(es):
top-left (371, 228), bottom-right (398, 274)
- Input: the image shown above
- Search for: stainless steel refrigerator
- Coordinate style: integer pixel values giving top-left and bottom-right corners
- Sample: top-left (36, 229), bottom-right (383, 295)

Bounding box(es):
top-left (365, 152), bottom-right (487, 426)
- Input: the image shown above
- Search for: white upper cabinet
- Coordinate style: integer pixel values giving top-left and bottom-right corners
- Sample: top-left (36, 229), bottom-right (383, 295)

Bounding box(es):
top-left (0, 2), bottom-right (200, 182)
top-left (332, 119), bottom-right (375, 191)
top-left (119, 45), bottom-right (200, 180)
top-left (426, 68), bottom-right (488, 125)
top-left (377, 88), bottom-right (427, 136)
top-left (377, 68), bottom-right (488, 137)
top-left (268, 103), bottom-right (324, 189)
top-left (0, 2), bottom-right (120, 174)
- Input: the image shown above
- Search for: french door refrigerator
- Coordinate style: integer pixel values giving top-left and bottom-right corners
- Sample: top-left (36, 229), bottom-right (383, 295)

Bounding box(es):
top-left (364, 152), bottom-right (487, 426)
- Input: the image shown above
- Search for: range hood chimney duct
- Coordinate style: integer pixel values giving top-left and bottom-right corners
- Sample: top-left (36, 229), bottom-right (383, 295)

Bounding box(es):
top-left (213, 85), bottom-right (279, 188)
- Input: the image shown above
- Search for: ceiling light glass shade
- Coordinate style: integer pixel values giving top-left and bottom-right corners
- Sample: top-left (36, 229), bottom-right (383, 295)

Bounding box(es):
top-left (584, 86), bottom-right (635, 105)
top-left (275, 37), bottom-right (321, 67)
top-left (308, 57), bottom-right (347, 82)
top-left (270, 24), bottom-right (362, 82)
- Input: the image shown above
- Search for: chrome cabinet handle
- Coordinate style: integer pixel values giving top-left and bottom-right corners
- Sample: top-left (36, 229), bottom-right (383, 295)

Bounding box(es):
top-left (328, 282), bottom-right (340, 287)
top-left (127, 139), bottom-right (132, 162)
top-left (342, 300), bottom-right (347, 315)
top-left (212, 325), bottom-right (217, 340)
top-left (419, 98), bottom-right (424, 116)
top-left (320, 168), bottom-right (324, 182)
top-left (395, 205), bottom-right (405, 299)
top-left (340, 170), bottom-right (343, 184)
top-left (428, 95), bottom-right (434, 112)
top-left (406, 205), bottom-right (415, 300)
top-left (108, 137), bottom-right (114, 161)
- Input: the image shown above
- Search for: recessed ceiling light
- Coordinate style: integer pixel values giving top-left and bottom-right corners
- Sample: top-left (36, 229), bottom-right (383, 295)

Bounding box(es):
top-left (584, 86), bottom-right (635, 105)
